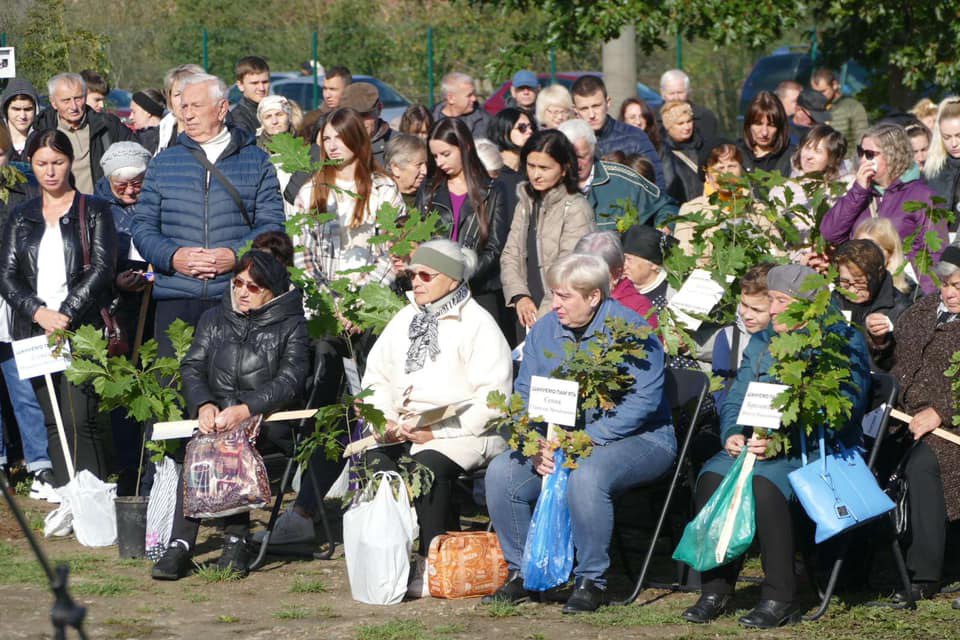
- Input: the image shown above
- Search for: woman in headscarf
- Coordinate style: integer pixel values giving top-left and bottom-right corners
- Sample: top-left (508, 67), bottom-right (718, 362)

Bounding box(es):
top-left (361, 239), bottom-right (512, 598)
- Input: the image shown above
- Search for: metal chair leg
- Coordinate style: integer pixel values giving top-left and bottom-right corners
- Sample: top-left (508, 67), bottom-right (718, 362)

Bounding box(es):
top-left (249, 453), bottom-right (298, 571)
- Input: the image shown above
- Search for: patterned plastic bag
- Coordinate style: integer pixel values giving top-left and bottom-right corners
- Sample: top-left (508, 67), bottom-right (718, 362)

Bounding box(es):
top-left (182, 414), bottom-right (270, 518)
top-left (145, 456), bottom-right (181, 561)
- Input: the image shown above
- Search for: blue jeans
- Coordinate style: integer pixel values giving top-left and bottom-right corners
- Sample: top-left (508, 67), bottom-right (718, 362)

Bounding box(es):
top-left (0, 351), bottom-right (51, 472)
top-left (485, 430), bottom-right (676, 587)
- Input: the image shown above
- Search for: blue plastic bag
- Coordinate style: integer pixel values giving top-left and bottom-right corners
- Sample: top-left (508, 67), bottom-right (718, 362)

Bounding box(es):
top-left (521, 448), bottom-right (574, 591)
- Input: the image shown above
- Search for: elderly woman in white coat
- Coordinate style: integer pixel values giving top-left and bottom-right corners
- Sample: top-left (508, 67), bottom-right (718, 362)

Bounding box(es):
top-left (361, 239), bottom-right (513, 598)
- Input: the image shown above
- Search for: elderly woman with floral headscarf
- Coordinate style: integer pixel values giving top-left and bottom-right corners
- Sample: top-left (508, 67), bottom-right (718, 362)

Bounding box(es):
top-left (360, 239), bottom-right (513, 599)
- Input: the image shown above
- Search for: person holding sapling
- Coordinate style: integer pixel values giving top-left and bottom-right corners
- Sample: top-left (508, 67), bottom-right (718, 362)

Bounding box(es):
top-left (484, 253), bottom-right (675, 613)
top-left (151, 250), bottom-right (309, 580)
top-left (682, 264), bottom-right (870, 629)
top-left (871, 246), bottom-right (960, 604)
top-left (359, 240), bottom-right (513, 599)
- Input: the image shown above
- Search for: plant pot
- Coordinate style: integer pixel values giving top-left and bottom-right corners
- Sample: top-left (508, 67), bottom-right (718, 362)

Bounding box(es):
top-left (115, 496), bottom-right (149, 558)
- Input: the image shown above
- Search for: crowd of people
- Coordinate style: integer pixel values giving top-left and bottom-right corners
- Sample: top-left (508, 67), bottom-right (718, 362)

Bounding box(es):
top-left (0, 55), bottom-right (959, 628)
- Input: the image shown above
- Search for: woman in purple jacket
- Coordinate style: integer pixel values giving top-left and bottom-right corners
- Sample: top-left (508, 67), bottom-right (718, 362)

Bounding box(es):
top-left (820, 123), bottom-right (948, 294)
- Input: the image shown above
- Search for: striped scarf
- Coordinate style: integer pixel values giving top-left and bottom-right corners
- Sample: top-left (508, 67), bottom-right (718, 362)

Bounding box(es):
top-left (404, 284), bottom-right (469, 373)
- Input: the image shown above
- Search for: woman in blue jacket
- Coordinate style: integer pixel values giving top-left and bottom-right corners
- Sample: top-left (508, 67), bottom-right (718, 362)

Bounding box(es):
top-left (484, 252), bottom-right (676, 613)
top-left (683, 264), bottom-right (871, 629)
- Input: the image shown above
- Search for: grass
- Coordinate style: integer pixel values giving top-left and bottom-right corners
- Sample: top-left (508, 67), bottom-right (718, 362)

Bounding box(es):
top-left (356, 619), bottom-right (469, 640)
top-left (315, 603), bottom-right (342, 619)
top-left (184, 590), bottom-right (210, 603)
top-left (273, 604), bottom-right (309, 620)
top-left (72, 573), bottom-right (138, 597)
top-left (216, 615), bottom-right (240, 623)
top-left (290, 577), bottom-right (327, 593)
top-left (484, 601), bottom-right (522, 618)
top-left (193, 563), bottom-right (244, 583)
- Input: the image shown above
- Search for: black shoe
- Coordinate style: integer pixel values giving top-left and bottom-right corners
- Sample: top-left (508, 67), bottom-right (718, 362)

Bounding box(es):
top-left (482, 570), bottom-right (533, 604)
top-left (562, 578), bottom-right (605, 614)
top-left (892, 581), bottom-right (939, 605)
top-left (151, 543), bottom-right (192, 581)
top-left (683, 593), bottom-right (731, 623)
top-left (217, 535), bottom-right (250, 578)
top-left (738, 599), bottom-right (799, 628)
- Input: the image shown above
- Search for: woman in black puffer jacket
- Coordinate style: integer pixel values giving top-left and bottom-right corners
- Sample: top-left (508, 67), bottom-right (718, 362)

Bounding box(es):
top-left (151, 249), bottom-right (309, 581)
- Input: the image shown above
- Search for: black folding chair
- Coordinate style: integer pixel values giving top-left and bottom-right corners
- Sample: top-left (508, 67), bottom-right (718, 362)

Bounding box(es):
top-left (801, 371), bottom-right (915, 620)
top-left (611, 367), bottom-right (711, 606)
top-left (248, 349), bottom-right (342, 571)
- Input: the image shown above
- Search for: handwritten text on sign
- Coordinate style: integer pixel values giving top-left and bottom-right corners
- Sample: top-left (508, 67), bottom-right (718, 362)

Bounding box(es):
top-left (668, 269), bottom-right (734, 330)
top-left (12, 335), bottom-right (70, 380)
top-left (528, 376), bottom-right (579, 427)
top-left (736, 382), bottom-right (789, 431)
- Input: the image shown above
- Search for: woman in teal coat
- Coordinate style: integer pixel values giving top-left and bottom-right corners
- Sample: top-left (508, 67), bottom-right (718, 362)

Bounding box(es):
top-left (682, 264), bottom-right (871, 629)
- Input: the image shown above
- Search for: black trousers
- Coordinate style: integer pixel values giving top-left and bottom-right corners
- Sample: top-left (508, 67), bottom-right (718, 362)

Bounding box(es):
top-left (365, 444), bottom-right (464, 557)
top-left (154, 297), bottom-right (220, 358)
top-left (903, 441), bottom-right (947, 583)
top-left (696, 471), bottom-right (797, 602)
top-left (34, 373), bottom-right (105, 486)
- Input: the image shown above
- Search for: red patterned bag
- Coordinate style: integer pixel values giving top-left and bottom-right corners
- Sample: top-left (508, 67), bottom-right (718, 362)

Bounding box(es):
top-left (427, 531), bottom-right (509, 599)
top-left (182, 415), bottom-right (270, 518)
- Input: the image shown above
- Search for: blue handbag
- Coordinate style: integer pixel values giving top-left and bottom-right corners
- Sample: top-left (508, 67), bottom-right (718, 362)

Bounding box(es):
top-left (788, 425), bottom-right (895, 544)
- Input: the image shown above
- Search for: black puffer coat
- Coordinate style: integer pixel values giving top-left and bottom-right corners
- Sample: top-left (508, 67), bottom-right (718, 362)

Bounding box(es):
top-left (180, 286), bottom-right (309, 417)
top-left (415, 176), bottom-right (509, 294)
top-left (0, 192), bottom-right (117, 340)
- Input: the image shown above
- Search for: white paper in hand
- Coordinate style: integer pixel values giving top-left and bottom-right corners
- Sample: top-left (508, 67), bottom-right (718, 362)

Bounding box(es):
top-left (736, 381), bottom-right (789, 430)
top-left (668, 269), bottom-right (733, 330)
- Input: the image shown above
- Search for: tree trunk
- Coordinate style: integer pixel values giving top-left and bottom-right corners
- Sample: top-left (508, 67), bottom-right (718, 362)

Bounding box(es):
top-left (602, 25), bottom-right (637, 118)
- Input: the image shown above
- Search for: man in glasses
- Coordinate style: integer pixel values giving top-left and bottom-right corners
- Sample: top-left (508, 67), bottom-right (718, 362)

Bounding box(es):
top-left (340, 82), bottom-right (393, 168)
top-left (811, 67), bottom-right (869, 160)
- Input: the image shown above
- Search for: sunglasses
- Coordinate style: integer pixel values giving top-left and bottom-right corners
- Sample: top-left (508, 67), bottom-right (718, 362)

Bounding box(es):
top-left (406, 270), bottom-right (440, 283)
top-left (516, 122), bottom-right (532, 133)
top-left (856, 145), bottom-right (881, 160)
top-left (110, 179), bottom-right (144, 192)
top-left (232, 277), bottom-right (265, 294)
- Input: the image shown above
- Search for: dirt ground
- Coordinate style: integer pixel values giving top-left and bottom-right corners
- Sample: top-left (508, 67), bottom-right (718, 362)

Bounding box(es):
top-left (1, 493), bottom-right (958, 640)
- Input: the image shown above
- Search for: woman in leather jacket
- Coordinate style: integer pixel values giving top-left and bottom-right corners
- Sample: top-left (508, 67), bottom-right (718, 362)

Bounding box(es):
top-left (151, 249), bottom-right (309, 581)
top-left (0, 129), bottom-right (117, 486)
top-left (416, 118), bottom-right (510, 337)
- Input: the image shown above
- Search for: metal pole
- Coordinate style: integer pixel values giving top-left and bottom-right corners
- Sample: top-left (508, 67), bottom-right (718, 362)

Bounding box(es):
top-left (675, 29), bottom-right (682, 69)
top-left (549, 48), bottom-right (556, 84)
top-left (312, 31), bottom-right (319, 110)
top-left (202, 29), bottom-right (209, 72)
top-left (427, 27), bottom-right (435, 109)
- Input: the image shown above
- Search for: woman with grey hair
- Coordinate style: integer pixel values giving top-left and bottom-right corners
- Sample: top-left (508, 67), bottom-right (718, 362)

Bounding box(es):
top-left (484, 252), bottom-right (674, 612)
top-left (821, 122), bottom-right (948, 294)
top-left (574, 231), bottom-right (656, 325)
top-left (870, 246), bottom-right (960, 605)
top-left (361, 239), bottom-right (513, 598)
top-left (384, 133), bottom-right (428, 210)
top-left (535, 84), bottom-right (574, 130)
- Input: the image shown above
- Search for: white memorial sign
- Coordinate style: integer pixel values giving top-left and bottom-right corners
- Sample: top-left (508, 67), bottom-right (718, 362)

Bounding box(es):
top-left (528, 376), bottom-right (579, 427)
top-left (736, 382), bottom-right (789, 431)
top-left (0, 48), bottom-right (15, 79)
top-left (668, 269), bottom-right (733, 330)
top-left (12, 335), bottom-right (69, 380)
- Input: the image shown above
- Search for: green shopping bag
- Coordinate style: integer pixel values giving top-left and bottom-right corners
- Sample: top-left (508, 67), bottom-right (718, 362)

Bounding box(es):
top-left (673, 450), bottom-right (757, 572)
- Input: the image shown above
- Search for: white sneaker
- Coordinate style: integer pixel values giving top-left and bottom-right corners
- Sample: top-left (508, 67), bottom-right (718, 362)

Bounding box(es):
top-left (407, 555), bottom-right (430, 599)
top-left (251, 508), bottom-right (315, 545)
top-left (29, 471), bottom-right (61, 504)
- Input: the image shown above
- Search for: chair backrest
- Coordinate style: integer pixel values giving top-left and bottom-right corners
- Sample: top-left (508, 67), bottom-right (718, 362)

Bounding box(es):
top-left (864, 371), bottom-right (899, 469)
top-left (663, 367), bottom-right (710, 414)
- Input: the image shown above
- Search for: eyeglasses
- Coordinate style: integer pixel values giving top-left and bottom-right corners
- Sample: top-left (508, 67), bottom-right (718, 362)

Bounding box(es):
top-left (838, 277), bottom-right (869, 291)
top-left (232, 277), bottom-right (265, 294)
top-left (406, 270), bottom-right (440, 283)
top-left (110, 179), bottom-right (144, 192)
top-left (515, 122), bottom-right (532, 133)
top-left (856, 145), bottom-right (881, 161)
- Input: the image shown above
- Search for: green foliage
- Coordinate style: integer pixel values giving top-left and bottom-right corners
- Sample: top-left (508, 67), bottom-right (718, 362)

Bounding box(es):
top-left (16, 0), bottom-right (109, 88)
top-left (368, 204), bottom-right (446, 258)
top-left (899, 198), bottom-right (955, 301)
top-left (266, 132), bottom-right (321, 175)
top-left (487, 317), bottom-right (651, 468)
top-left (765, 269), bottom-right (856, 457)
top-left (0, 166), bottom-right (27, 206)
top-left (946, 351), bottom-right (960, 429)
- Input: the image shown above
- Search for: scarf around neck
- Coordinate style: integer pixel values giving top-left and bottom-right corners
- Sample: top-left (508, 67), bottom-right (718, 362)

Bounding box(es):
top-left (404, 283), bottom-right (470, 373)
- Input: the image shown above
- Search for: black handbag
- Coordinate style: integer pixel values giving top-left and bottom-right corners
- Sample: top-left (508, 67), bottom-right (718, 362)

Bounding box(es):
top-left (885, 442), bottom-right (919, 539)
top-left (77, 195), bottom-right (129, 357)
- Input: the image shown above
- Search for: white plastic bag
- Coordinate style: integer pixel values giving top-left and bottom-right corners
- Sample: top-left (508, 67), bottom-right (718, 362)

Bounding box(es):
top-left (343, 471), bottom-right (418, 605)
top-left (58, 470), bottom-right (118, 547)
top-left (43, 500), bottom-right (73, 538)
top-left (145, 457), bottom-right (181, 561)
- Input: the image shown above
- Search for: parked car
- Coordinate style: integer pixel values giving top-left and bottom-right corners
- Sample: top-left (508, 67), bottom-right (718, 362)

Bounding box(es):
top-left (106, 88), bottom-right (133, 125)
top-left (738, 47), bottom-right (870, 116)
top-left (483, 72), bottom-right (664, 115)
top-left (268, 75), bottom-right (411, 124)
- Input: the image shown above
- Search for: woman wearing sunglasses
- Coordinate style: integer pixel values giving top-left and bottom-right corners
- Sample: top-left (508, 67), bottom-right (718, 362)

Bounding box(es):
top-left (821, 123), bottom-right (948, 294)
top-left (489, 107), bottom-right (537, 221)
top-left (417, 118), bottom-right (510, 336)
top-left (361, 239), bottom-right (513, 598)
top-left (152, 249), bottom-right (309, 580)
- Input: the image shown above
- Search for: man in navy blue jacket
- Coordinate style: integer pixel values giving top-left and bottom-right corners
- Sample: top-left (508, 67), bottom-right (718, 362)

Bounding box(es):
top-left (571, 75), bottom-right (664, 189)
top-left (132, 73), bottom-right (284, 355)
